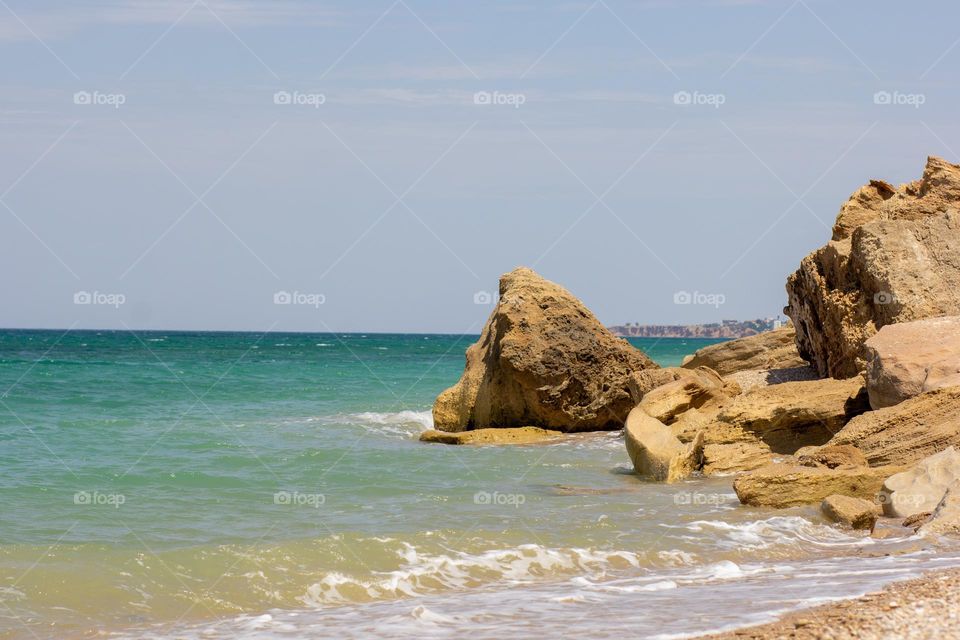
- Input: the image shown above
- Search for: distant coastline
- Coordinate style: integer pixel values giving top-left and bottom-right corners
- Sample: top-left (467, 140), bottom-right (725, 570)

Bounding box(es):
top-left (608, 317), bottom-right (784, 339)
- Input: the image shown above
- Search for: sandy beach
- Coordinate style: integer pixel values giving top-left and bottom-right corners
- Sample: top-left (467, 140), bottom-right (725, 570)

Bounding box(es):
top-left (700, 567), bottom-right (960, 640)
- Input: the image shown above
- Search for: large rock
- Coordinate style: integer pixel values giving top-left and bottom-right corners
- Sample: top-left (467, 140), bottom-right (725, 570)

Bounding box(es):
top-left (797, 444), bottom-right (868, 469)
top-left (785, 157), bottom-right (960, 378)
top-left (637, 367), bottom-right (740, 424)
top-left (433, 267), bottom-right (657, 432)
top-left (715, 377), bottom-right (869, 454)
top-left (826, 387), bottom-right (960, 467)
top-left (734, 462), bottom-right (905, 508)
top-left (624, 407), bottom-right (703, 482)
top-left (681, 326), bottom-right (807, 375)
top-left (878, 447), bottom-right (960, 517)
top-left (419, 427), bottom-right (563, 445)
top-left (821, 494), bottom-right (881, 530)
top-left (919, 485), bottom-right (960, 536)
top-left (864, 316), bottom-right (960, 409)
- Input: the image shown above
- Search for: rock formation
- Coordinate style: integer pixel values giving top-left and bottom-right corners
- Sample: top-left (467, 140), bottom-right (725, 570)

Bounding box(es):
top-left (433, 267), bottom-right (657, 432)
top-left (637, 367), bottom-right (739, 424)
top-left (419, 426), bottom-right (563, 445)
top-left (821, 494), bottom-right (880, 530)
top-left (785, 157), bottom-right (960, 378)
top-left (878, 447), bottom-right (960, 518)
top-left (864, 316), bottom-right (960, 409)
top-left (733, 462), bottom-right (904, 508)
top-left (624, 407), bottom-right (703, 482)
top-left (919, 486), bottom-right (960, 536)
top-left (681, 326), bottom-right (807, 375)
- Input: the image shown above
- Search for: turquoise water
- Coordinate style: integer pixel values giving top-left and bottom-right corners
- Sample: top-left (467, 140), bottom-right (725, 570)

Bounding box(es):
top-left (0, 330), bottom-right (953, 639)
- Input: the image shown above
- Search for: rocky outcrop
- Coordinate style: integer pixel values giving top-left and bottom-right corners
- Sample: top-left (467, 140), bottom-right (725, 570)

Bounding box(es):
top-left (419, 426), bottom-right (562, 445)
top-left (734, 462), bottom-right (904, 508)
top-left (797, 444), bottom-right (868, 469)
top-left (433, 267), bottom-right (657, 432)
top-left (681, 326), bottom-right (807, 375)
top-left (879, 447), bottom-right (960, 517)
top-left (624, 407), bottom-right (703, 482)
top-left (821, 494), bottom-right (881, 530)
top-left (864, 316), bottom-right (960, 409)
top-left (826, 387), bottom-right (960, 467)
top-left (715, 377), bottom-right (869, 454)
top-left (919, 486), bottom-right (960, 536)
top-left (785, 157), bottom-right (960, 378)
top-left (637, 367), bottom-right (739, 424)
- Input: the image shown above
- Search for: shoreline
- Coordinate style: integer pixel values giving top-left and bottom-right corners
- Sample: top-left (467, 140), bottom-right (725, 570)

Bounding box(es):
top-left (696, 566), bottom-right (960, 640)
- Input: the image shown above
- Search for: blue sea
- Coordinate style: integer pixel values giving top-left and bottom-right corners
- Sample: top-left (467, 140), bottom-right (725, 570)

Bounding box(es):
top-left (1, 330), bottom-right (956, 639)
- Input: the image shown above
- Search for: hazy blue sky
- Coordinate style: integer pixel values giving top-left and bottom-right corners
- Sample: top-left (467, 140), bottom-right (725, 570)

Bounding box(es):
top-left (1, 0), bottom-right (958, 332)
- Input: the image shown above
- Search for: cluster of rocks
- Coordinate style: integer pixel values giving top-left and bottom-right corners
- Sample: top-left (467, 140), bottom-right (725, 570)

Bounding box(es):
top-left (425, 156), bottom-right (960, 536)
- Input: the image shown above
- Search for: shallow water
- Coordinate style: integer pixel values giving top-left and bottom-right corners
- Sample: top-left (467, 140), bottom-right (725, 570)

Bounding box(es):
top-left (0, 331), bottom-right (954, 639)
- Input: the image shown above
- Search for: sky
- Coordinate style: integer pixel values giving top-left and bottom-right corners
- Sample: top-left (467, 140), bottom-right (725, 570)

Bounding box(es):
top-left (1, 0), bottom-right (958, 333)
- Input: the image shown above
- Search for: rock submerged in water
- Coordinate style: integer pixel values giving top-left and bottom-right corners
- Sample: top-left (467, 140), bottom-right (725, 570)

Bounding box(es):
top-left (432, 267), bottom-right (657, 433)
top-left (821, 494), bottom-right (881, 530)
top-left (419, 426), bottom-right (563, 445)
top-left (785, 156), bottom-right (960, 378)
top-left (624, 406), bottom-right (704, 482)
top-left (733, 462), bottom-right (905, 508)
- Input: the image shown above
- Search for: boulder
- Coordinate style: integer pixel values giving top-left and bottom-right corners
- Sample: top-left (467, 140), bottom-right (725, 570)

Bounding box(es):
top-left (878, 447), bottom-right (960, 517)
top-left (821, 494), bottom-right (881, 530)
top-left (733, 462), bottom-right (904, 508)
top-left (797, 444), bottom-right (869, 469)
top-left (785, 157), bottom-right (960, 378)
top-left (432, 267), bottom-right (657, 432)
top-left (826, 387), bottom-right (960, 467)
top-left (626, 367), bottom-right (700, 404)
top-left (919, 485), bottom-right (960, 536)
top-left (701, 441), bottom-right (773, 476)
top-left (680, 326), bottom-right (807, 375)
top-left (637, 367), bottom-right (740, 424)
top-left (864, 316), bottom-right (960, 409)
top-left (419, 427), bottom-right (563, 445)
top-left (624, 407), bottom-right (704, 482)
top-left (715, 377), bottom-right (870, 454)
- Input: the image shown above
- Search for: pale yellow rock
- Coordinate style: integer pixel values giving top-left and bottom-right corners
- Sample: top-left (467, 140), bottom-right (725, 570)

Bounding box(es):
top-left (796, 444), bottom-right (869, 469)
top-left (681, 326), bottom-right (807, 376)
top-left (864, 316), bottom-right (960, 409)
top-left (821, 494), bottom-right (881, 530)
top-left (733, 462), bottom-right (905, 508)
top-left (419, 427), bottom-right (563, 445)
top-left (432, 267), bottom-right (657, 433)
top-left (624, 407), bottom-right (703, 482)
top-left (638, 367), bottom-right (739, 424)
top-left (878, 447), bottom-right (960, 517)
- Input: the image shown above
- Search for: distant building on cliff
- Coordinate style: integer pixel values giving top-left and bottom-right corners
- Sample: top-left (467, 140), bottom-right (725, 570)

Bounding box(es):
top-left (608, 317), bottom-right (785, 339)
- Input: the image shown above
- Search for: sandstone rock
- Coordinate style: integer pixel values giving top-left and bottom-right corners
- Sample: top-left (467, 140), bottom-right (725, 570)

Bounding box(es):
top-left (902, 512), bottom-right (932, 530)
top-left (725, 365), bottom-right (820, 393)
top-left (681, 326), bottom-right (807, 375)
top-left (733, 463), bottom-right (904, 508)
top-left (624, 407), bottom-right (703, 482)
top-left (638, 367), bottom-right (740, 424)
top-left (826, 387), bottom-right (960, 467)
top-left (919, 485), bottom-right (960, 536)
top-left (701, 441), bottom-right (773, 476)
top-left (864, 316), bottom-right (960, 409)
top-left (715, 377), bottom-right (870, 454)
top-left (878, 447), bottom-right (960, 517)
top-left (419, 426), bottom-right (563, 445)
top-left (433, 267), bottom-right (657, 432)
top-left (797, 444), bottom-right (868, 469)
top-left (785, 157), bottom-right (960, 378)
top-left (821, 494), bottom-right (881, 530)
top-left (626, 367), bottom-right (699, 404)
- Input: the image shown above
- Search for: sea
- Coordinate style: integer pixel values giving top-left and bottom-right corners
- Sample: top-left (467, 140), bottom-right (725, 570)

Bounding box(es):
top-left (1, 330), bottom-right (958, 639)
